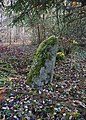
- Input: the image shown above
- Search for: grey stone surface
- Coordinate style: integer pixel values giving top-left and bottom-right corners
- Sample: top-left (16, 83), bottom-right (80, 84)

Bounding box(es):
top-left (27, 36), bottom-right (58, 88)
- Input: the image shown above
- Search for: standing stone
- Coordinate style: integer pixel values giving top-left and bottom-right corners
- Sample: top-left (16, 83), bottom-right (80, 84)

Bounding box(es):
top-left (27, 36), bottom-right (58, 88)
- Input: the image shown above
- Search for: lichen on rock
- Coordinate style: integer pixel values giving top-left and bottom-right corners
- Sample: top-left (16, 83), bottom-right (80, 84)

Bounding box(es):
top-left (27, 36), bottom-right (58, 88)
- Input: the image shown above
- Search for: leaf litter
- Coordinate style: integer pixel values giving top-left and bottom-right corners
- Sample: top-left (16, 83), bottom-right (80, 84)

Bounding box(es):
top-left (0, 45), bottom-right (86, 120)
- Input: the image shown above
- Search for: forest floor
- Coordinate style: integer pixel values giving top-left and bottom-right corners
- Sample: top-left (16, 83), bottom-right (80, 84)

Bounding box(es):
top-left (0, 43), bottom-right (86, 120)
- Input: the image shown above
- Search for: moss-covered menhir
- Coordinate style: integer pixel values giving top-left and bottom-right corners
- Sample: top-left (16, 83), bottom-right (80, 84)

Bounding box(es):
top-left (27, 36), bottom-right (58, 86)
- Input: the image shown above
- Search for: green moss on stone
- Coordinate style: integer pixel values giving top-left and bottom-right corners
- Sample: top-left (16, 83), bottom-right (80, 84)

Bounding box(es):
top-left (27, 36), bottom-right (57, 85)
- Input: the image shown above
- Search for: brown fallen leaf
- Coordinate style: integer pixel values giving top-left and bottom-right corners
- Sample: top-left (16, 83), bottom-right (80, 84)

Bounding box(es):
top-left (0, 87), bottom-right (6, 102)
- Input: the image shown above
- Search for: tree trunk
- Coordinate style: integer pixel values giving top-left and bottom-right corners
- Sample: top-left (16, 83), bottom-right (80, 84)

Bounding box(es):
top-left (37, 24), bottom-right (41, 44)
top-left (43, 14), bottom-right (46, 40)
